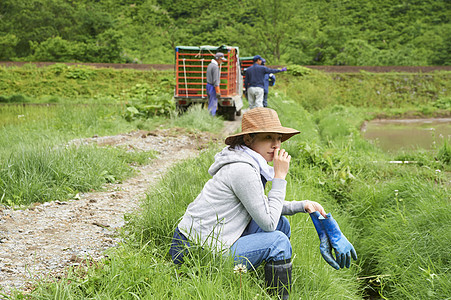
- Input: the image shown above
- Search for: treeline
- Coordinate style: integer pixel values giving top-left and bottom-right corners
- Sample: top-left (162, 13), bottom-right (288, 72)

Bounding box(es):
top-left (1, 0), bottom-right (450, 65)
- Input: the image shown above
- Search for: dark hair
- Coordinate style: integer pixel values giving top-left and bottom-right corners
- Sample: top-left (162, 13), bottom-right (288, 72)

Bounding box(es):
top-left (228, 133), bottom-right (256, 149)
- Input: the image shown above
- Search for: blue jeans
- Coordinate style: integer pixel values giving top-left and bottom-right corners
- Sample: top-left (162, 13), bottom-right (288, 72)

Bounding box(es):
top-left (206, 83), bottom-right (218, 116)
top-left (228, 216), bottom-right (292, 269)
top-left (170, 216), bottom-right (292, 269)
top-left (169, 227), bottom-right (191, 265)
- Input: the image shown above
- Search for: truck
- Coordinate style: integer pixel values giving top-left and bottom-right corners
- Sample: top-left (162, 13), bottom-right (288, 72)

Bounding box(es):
top-left (239, 56), bottom-right (254, 76)
top-left (173, 45), bottom-right (243, 121)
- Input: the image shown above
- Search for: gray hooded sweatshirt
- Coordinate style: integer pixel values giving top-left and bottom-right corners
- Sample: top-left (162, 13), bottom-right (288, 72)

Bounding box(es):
top-left (178, 147), bottom-right (306, 253)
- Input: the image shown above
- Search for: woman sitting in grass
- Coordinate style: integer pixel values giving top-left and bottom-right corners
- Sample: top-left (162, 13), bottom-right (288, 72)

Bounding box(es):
top-left (170, 107), bottom-right (356, 299)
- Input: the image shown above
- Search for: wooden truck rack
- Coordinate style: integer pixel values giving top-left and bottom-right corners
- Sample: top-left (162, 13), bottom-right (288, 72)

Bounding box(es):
top-left (174, 45), bottom-right (243, 120)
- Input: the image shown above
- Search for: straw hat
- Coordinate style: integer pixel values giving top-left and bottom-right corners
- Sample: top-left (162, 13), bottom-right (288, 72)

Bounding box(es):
top-left (225, 107), bottom-right (300, 145)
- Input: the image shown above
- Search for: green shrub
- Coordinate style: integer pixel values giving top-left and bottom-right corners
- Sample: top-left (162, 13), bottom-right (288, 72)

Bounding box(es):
top-left (287, 65), bottom-right (314, 76)
top-left (65, 67), bottom-right (95, 80)
top-left (123, 83), bottom-right (175, 119)
top-left (0, 94), bottom-right (30, 103)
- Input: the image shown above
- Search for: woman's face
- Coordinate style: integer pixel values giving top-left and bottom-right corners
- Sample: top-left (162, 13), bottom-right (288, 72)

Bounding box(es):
top-left (246, 133), bottom-right (282, 162)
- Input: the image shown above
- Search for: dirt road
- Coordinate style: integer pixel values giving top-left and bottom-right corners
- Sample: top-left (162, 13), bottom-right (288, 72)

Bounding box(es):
top-left (1, 61), bottom-right (450, 73)
top-left (0, 118), bottom-right (242, 297)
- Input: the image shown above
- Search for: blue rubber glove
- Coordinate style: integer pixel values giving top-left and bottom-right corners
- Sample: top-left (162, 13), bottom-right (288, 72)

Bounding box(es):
top-left (320, 213), bottom-right (357, 268)
top-left (310, 212), bottom-right (340, 270)
top-left (281, 67), bottom-right (287, 72)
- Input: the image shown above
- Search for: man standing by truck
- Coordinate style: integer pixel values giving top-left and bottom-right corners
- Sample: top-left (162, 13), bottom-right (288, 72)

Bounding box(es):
top-left (244, 55), bottom-right (287, 109)
top-left (206, 52), bottom-right (227, 116)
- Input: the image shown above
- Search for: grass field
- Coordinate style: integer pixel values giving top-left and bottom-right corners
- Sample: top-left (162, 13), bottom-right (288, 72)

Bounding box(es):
top-left (1, 66), bottom-right (450, 299)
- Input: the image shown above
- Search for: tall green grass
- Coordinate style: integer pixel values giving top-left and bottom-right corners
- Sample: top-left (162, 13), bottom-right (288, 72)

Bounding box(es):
top-left (8, 73), bottom-right (450, 299)
top-left (170, 105), bottom-right (224, 133)
top-left (0, 103), bottom-right (224, 208)
top-left (0, 144), bottom-right (156, 206)
top-left (349, 177), bottom-right (450, 299)
top-left (0, 103), bottom-right (134, 145)
top-left (0, 103), bottom-right (154, 207)
top-left (299, 104), bottom-right (448, 298)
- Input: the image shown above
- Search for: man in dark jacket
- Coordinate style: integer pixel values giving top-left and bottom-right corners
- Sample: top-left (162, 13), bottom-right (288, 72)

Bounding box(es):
top-left (244, 55), bottom-right (286, 109)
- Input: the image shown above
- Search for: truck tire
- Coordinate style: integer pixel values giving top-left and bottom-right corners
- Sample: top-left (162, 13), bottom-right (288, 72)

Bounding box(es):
top-left (176, 104), bottom-right (190, 113)
top-left (227, 107), bottom-right (236, 121)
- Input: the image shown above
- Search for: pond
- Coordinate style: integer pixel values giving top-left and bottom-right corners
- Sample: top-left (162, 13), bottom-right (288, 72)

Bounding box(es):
top-left (362, 118), bottom-right (451, 152)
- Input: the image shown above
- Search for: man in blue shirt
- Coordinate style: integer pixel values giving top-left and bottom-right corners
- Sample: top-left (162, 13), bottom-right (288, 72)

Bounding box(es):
top-left (261, 58), bottom-right (276, 108)
top-left (244, 55), bottom-right (287, 109)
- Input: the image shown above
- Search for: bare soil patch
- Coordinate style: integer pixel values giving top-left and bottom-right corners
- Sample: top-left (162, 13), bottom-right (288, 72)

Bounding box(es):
top-left (0, 119), bottom-right (241, 297)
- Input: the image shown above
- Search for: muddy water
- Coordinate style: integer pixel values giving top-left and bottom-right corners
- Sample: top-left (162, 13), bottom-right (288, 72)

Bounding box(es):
top-left (362, 118), bottom-right (451, 152)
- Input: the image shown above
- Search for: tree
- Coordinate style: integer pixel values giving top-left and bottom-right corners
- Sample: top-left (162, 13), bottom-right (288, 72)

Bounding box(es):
top-left (1, 0), bottom-right (449, 65)
top-left (244, 0), bottom-right (295, 62)
top-left (29, 36), bottom-right (80, 62)
top-left (334, 39), bottom-right (378, 66)
top-left (0, 34), bottom-right (19, 60)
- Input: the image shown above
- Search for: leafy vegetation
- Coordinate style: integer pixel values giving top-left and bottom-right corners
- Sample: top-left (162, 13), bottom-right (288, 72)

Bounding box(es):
top-left (272, 96), bottom-right (450, 299)
top-left (0, 0), bottom-right (449, 65)
top-left (123, 83), bottom-right (175, 120)
top-left (0, 64), bottom-right (174, 103)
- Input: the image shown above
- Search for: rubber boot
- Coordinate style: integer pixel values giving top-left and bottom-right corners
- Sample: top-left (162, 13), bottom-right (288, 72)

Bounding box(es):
top-left (264, 259), bottom-right (292, 300)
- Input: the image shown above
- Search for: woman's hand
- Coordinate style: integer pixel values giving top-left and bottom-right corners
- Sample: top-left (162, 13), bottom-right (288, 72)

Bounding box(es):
top-left (273, 148), bottom-right (291, 180)
top-left (304, 201), bottom-right (327, 218)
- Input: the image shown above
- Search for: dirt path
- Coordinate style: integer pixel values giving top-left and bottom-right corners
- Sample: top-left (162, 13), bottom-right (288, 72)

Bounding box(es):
top-left (0, 119), bottom-right (242, 297)
top-left (2, 61), bottom-right (451, 73)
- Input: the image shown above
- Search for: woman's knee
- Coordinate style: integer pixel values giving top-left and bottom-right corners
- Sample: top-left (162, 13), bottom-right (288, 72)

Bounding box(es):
top-left (230, 230), bottom-right (292, 268)
top-left (268, 231), bottom-right (292, 261)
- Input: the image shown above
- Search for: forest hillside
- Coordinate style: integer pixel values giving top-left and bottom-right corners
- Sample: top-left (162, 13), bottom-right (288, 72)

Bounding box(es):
top-left (0, 0), bottom-right (450, 65)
